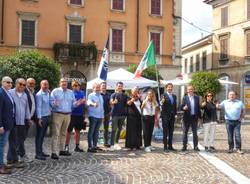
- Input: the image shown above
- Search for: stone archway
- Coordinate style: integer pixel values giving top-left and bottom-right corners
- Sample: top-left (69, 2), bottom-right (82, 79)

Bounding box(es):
top-left (64, 70), bottom-right (87, 90)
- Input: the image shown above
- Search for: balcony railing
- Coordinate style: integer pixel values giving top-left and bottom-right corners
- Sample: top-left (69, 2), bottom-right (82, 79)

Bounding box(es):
top-left (53, 42), bottom-right (98, 65)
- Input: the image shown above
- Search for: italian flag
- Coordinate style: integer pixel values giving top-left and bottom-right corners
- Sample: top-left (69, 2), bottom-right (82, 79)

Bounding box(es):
top-left (134, 41), bottom-right (156, 78)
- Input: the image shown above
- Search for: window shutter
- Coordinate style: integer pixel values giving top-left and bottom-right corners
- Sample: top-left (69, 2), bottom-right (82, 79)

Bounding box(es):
top-left (69, 25), bottom-right (81, 43)
top-left (248, 0), bottom-right (250, 20)
top-left (196, 54), bottom-right (200, 71)
top-left (113, 0), bottom-right (123, 10)
top-left (221, 7), bottom-right (228, 27)
top-left (151, 0), bottom-right (161, 15)
top-left (150, 32), bottom-right (160, 55)
top-left (70, 0), bottom-right (82, 5)
top-left (112, 29), bottom-right (123, 52)
top-left (247, 33), bottom-right (250, 56)
top-left (21, 20), bottom-right (35, 46)
top-left (202, 51), bottom-right (207, 70)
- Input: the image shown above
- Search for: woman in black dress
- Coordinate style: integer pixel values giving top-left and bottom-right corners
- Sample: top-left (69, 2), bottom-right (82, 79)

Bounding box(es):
top-left (125, 87), bottom-right (142, 150)
top-left (201, 92), bottom-right (217, 152)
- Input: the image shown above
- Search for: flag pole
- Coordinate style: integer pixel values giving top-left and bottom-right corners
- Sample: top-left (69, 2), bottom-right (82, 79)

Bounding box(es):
top-left (154, 62), bottom-right (161, 103)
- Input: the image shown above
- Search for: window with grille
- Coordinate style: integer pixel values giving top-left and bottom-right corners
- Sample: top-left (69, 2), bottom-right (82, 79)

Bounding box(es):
top-left (150, 32), bottom-right (160, 55)
top-left (21, 20), bottom-right (35, 46)
top-left (202, 51), bottom-right (207, 70)
top-left (151, 0), bottom-right (161, 15)
top-left (221, 7), bottom-right (228, 27)
top-left (112, 29), bottom-right (123, 52)
top-left (112, 0), bottom-right (124, 10)
top-left (69, 24), bottom-right (81, 43)
top-left (195, 54), bottom-right (200, 71)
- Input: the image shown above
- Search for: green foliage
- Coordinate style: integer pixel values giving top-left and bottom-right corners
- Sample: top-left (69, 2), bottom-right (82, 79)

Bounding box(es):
top-left (0, 50), bottom-right (60, 89)
top-left (190, 71), bottom-right (221, 97)
top-left (127, 64), bottom-right (162, 81)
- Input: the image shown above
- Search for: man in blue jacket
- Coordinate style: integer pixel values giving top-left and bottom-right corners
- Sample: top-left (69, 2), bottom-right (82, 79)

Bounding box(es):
top-left (0, 76), bottom-right (15, 174)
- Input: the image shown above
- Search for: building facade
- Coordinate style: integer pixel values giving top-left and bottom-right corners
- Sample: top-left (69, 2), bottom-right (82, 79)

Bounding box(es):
top-left (0, 0), bottom-right (181, 85)
top-left (204, 0), bottom-right (250, 115)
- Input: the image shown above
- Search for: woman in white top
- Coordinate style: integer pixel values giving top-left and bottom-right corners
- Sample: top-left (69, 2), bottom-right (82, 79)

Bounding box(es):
top-left (141, 90), bottom-right (159, 152)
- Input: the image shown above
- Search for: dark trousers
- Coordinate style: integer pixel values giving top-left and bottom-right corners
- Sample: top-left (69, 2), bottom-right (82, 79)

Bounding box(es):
top-left (226, 120), bottom-right (241, 150)
top-left (35, 116), bottom-right (49, 156)
top-left (88, 117), bottom-right (102, 148)
top-left (110, 116), bottom-right (126, 145)
top-left (142, 115), bottom-right (154, 147)
top-left (182, 116), bottom-right (198, 148)
top-left (7, 125), bottom-right (27, 162)
top-left (162, 115), bottom-right (175, 149)
top-left (103, 114), bottom-right (110, 145)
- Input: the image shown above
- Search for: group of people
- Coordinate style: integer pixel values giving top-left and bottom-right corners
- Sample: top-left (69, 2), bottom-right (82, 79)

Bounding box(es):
top-left (0, 76), bottom-right (245, 175)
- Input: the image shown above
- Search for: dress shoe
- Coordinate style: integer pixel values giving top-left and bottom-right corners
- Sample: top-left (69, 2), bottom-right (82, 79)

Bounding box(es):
top-left (59, 151), bottom-right (71, 156)
top-left (194, 147), bottom-right (200, 151)
top-left (51, 153), bottom-right (59, 159)
top-left (164, 149), bottom-right (169, 153)
top-left (0, 166), bottom-right (11, 174)
top-left (74, 146), bottom-right (84, 152)
top-left (181, 147), bottom-right (187, 151)
top-left (94, 147), bottom-right (103, 151)
top-left (35, 155), bottom-right (46, 160)
top-left (87, 148), bottom-right (97, 153)
top-left (104, 144), bottom-right (111, 148)
top-left (205, 147), bottom-right (209, 152)
top-left (42, 152), bottom-right (50, 157)
top-left (168, 147), bottom-right (177, 151)
top-left (209, 146), bottom-right (216, 152)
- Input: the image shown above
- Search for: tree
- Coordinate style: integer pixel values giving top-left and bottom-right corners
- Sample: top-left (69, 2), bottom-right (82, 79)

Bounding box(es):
top-left (190, 71), bottom-right (221, 97)
top-left (127, 64), bottom-right (162, 81)
top-left (0, 50), bottom-right (60, 89)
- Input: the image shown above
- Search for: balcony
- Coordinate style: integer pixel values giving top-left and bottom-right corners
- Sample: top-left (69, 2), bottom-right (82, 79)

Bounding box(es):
top-left (53, 42), bottom-right (98, 65)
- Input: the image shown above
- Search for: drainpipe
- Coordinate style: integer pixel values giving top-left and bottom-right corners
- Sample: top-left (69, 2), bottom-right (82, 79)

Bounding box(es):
top-left (1, 0), bottom-right (4, 43)
top-left (136, 0), bottom-right (139, 52)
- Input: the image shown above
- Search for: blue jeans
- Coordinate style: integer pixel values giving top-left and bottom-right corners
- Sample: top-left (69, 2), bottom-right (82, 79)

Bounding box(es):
top-left (0, 130), bottom-right (10, 166)
top-left (88, 117), bottom-right (102, 148)
top-left (226, 120), bottom-right (241, 150)
top-left (35, 116), bottom-right (49, 156)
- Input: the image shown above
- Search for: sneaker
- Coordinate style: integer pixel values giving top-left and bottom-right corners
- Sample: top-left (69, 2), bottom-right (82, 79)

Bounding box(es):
top-left (59, 151), bottom-right (71, 156)
top-left (181, 146), bottom-right (187, 152)
top-left (114, 144), bottom-right (121, 150)
top-left (51, 153), bottom-right (59, 159)
top-left (209, 146), bottom-right (216, 151)
top-left (104, 144), bottom-right (111, 148)
top-left (94, 147), bottom-right (103, 151)
top-left (35, 155), bottom-right (46, 160)
top-left (0, 166), bottom-right (11, 174)
top-left (74, 146), bottom-right (84, 152)
top-left (194, 147), bottom-right (200, 151)
top-left (145, 147), bottom-right (151, 153)
top-left (109, 146), bottom-right (115, 152)
top-left (205, 146), bottom-right (209, 152)
top-left (14, 161), bottom-right (25, 168)
top-left (236, 149), bottom-right (244, 154)
top-left (87, 148), bottom-right (97, 153)
top-left (228, 149), bottom-right (233, 154)
top-left (65, 145), bottom-right (69, 152)
top-left (150, 146), bottom-right (156, 151)
top-left (168, 147), bottom-right (177, 151)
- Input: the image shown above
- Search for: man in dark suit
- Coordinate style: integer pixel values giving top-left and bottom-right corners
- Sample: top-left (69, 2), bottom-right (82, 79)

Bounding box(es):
top-left (181, 85), bottom-right (201, 151)
top-left (160, 83), bottom-right (177, 152)
top-left (0, 76), bottom-right (15, 174)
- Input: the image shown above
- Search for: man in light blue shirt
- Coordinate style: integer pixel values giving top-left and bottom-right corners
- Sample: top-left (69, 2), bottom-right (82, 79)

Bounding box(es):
top-left (35, 80), bottom-right (51, 160)
top-left (7, 78), bottom-right (31, 167)
top-left (50, 78), bottom-right (81, 159)
top-left (87, 82), bottom-right (104, 153)
top-left (218, 90), bottom-right (245, 154)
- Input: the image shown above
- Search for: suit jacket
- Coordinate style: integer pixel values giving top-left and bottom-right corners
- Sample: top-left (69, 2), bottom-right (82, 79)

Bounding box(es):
top-left (161, 93), bottom-right (177, 118)
top-left (0, 87), bottom-right (15, 131)
top-left (181, 95), bottom-right (201, 121)
top-left (24, 88), bottom-right (37, 119)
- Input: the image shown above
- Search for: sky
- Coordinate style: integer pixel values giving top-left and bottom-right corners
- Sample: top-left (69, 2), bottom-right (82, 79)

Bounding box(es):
top-left (182, 0), bottom-right (213, 47)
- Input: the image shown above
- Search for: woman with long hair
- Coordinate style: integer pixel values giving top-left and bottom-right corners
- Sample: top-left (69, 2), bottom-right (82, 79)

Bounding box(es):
top-left (141, 89), bottom-right (159, 152)
top-left (201, 92), bottom-right (217, 152)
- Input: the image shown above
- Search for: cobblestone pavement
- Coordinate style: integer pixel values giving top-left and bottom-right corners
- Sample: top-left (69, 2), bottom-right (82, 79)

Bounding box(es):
top-left (1, 122), bottom-right (250, 184)
top-left (199, 122), bottom-right (250, 179)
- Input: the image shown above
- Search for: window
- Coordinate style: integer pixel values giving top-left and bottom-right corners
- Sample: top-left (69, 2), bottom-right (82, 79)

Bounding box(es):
top-left (21, 20), bottom-right (35, 46)
top-left (248, 0), bottom-right (250, 20)
top-left (190, 56), bottom-right (193, 73)
top-left (195, 54), bottom-right (200, 71)
top-left (184, 58), bottom-right (187, 73)
top-left (221, 7), bottom-right (228, 27)
top-left (69, 24), bottom-right (82, 43)
top-left (150, 32), bottom-right (160, 55)
top-left (112, 29), bottom-right (123, 52)
top-left (220, 37), bottom-right (228, 60)
top-left (70, 0), bottom-right (82, 5)
top-left (247, 32), bottom-right (250, 56)
top-left (151, 0), bottom-right (161, 15)
top-left (112, 0), bottom-right (124, 11)
top-left (202, 51), bottom-right (207, 70)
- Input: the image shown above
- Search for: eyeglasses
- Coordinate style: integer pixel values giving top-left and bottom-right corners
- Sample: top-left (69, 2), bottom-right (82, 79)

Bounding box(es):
top-left (19, 83), bottom-right (26, 87)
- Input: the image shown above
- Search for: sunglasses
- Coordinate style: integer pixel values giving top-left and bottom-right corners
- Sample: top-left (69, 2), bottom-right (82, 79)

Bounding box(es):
top-left (5, 81), bottom-right (12, 84)
top-left (19, 83), bottom-right (26, 87)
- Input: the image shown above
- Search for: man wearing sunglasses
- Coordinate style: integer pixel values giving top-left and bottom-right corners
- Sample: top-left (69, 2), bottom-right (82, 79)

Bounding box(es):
top-left (0, 76), bottom-right (15, 174)
top-left (7, 78), bottom-right (31, 168)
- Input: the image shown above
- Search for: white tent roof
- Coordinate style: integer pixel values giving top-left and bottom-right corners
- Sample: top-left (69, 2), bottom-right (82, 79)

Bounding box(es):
top-left (87, 68), bottom-right (158, 89)
top-left (160, 78), bottom-right (238, 86)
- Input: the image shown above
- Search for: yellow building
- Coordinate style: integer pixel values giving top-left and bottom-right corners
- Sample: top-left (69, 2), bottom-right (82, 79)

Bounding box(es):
top-left (0, 0), bottom-right (181, 83)
top-left (204, 0), bottom-right (250, 115)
